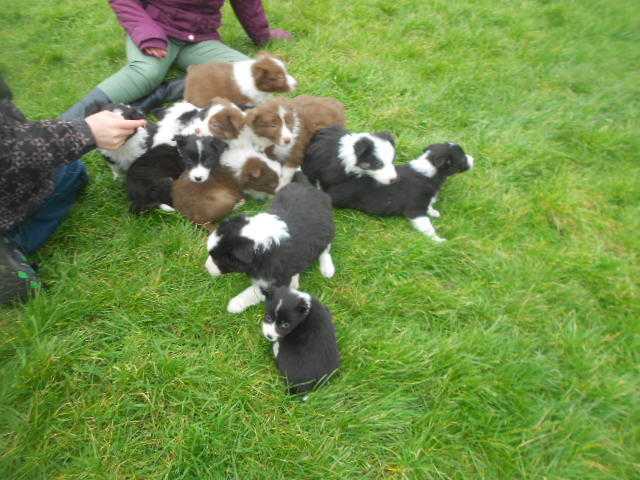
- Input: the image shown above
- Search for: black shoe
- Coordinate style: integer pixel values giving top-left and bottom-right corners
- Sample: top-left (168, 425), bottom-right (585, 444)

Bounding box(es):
top-left (60, 88), bottom-right (112, 120)
top-left (0, 236), bottom-right (41, 305)
top-left (131, 78), bottom-right (185, 114)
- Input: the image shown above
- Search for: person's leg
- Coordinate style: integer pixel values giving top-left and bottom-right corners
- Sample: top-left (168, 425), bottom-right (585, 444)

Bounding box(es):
top-left (176, 40), bottom-right (250, 68)
top-left (62, 37), bottom-right (180, 120)
top-left (7, 160), bottom-right (89, 255)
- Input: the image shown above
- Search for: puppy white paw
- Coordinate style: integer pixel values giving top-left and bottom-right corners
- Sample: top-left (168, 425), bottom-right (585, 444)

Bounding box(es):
top-left (159, 204), bottom-right (176, 212)
top-left (320, 259), bottom-right (335, 278)
top-left (432, 236), bottom-right (446, 243)
top-left (428, 207), bottom-right (441, 218)
top-left (227, 297), bottom-right (248, 314)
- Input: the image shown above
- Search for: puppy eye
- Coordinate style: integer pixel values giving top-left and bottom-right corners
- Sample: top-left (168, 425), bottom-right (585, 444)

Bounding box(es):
top-left (265, 314), bottom-right (273, 323)
top-left (281, 322), bottom-right (290, 329)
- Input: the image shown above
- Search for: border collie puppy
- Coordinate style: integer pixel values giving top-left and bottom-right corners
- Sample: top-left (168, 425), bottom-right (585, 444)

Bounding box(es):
top-left (152, 101), bottom-right (203, 147)
top-left (306, 139), bottom-right (474, 242)
top-left (184, 52), bottom-right (297, 108)
top-left (204, 172), bottom-right (336, 313)
top-left (262, 286), bottom-right (340, 396)
top-left (96, 103), bottom-right (157, 179)
top-left (127, 134), bottom-right (226, 213)
top-left (303, 125), bottom-right (398, 189)
top-left (219, 146), bottom-right (282, 199)
top-left (251, 96), bottom-right (346, 188)
top-left (199, 97), bottom-right (247, 143)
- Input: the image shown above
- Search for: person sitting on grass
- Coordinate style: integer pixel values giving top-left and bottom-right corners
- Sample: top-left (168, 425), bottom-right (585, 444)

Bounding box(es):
top-left (62, 0), bottom-right (293, 120)
top-left (0, 77), bottom-right (146, 306)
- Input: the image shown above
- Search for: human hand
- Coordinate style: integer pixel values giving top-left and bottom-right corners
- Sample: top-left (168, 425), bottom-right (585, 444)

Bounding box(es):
top-left (85, 111), bottom-right (147, 150)
top-left (143, 47), bottom-right (167, 58)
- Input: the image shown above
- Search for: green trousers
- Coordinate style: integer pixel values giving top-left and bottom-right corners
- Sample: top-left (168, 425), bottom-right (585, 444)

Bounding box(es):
top-left (98, 36), bottom-right (249, 104)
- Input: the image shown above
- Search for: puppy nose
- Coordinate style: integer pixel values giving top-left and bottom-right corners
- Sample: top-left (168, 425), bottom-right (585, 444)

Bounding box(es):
top-left (194, 176), bottom-right (203, 182)
top-left (283, 137), bottom-right (291, 145)
top-left (266, 334), bottom-right (275, 341)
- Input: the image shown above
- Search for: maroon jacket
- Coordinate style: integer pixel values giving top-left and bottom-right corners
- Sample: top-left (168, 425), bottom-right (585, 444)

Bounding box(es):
top-left (109, 0), bottom-right (271, 51)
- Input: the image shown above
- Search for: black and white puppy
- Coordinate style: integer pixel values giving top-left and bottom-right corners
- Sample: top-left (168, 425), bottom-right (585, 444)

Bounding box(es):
top-left (262, 286), bottom-right (340, 396)
top-left (152, 101), bottom-right (202, 147)
top-left (96, 103), bottom-right (157, 179)
top-left (205, 172), bottom-right (336, 313)
top-left (302, 125), bottom-right (399, 187)
top-left (304, 139), bottom-right (474, 242)
top-left (127, 134), bottom-right (227, 213)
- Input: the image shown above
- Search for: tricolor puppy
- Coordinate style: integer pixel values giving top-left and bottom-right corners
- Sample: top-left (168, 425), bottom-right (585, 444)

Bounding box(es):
top-left (184, 52), bottom-right (297, 108)
top-left (259, 95), bottom-right (346, 188)
top-left (262, 286), bottom-right (340, 396)
top-left (219, 146), bottom-right (282, 199)
top-left (204, 172), bottom-right (336, 313)
top-left (127, 134), bottom-right (226, 213)
top-left (305, 139), bottom-right (474, 242)
top-left (96, 103), bottom-right (156, 179)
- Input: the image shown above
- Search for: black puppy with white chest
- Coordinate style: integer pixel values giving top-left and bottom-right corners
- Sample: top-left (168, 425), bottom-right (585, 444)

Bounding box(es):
top-left (205, 172), bottom-right (336, 313)
top-left (304, 130), bottom-right (474, 242)
top-left (262, 286), bottom-right (340, 396)
top-left (126, 134), bottom-right (227, 213)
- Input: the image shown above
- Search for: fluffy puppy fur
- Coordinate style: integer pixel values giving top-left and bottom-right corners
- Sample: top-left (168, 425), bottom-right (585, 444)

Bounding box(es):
top-left (219, 146), bottom-right (282, 199)
top-left (204, 172), bottom-right (336, 313)
top-left (306, 140), bottom-right (474, 241)
top-left (184, 52), bottom-right (297, 108)
top-left (126, 144), bottom-right (184, 214)
top-left (127, 134), bottom-right (226, 213)
top-left (96, 103), bottom-right (157, 179)
top-left (172, 166), bottom-right (243, 229)
top-left (172, 155), bottom-right (275, 228)
top-left (256, 96), bottom-right (346, 188)
top-left (262, 286), bottom-right (340, 396)
top-left (200, 97), bottom-right (247, 142)
top-left (152, 101), bottom-right (202, 147)
top-left (303, 125), bottom-right (399, 187)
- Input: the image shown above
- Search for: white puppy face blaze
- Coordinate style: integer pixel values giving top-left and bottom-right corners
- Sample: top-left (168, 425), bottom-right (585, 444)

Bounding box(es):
top-left (278, 106), bottom-right (293, 145)
top-left (188, 164), bottom-right (210, 183)
top-left (370, 163), bottom-right (398, 184)
top-left (262, 321), bottom-right (279, 342)
top-left (466, 154), bottom-right (475, 169)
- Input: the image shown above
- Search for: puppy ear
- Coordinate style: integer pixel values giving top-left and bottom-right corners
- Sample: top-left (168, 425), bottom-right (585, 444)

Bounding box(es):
top-left (232, 243), bottom-right (254, 265)
top-left (353, 138), bottom-right (373, 159)
top-left (208, 137), bottom-right (228, 155)
top-left (376, 131), bottom-right (396, 147)
top-left (173, 134), bottom-right (187, 149)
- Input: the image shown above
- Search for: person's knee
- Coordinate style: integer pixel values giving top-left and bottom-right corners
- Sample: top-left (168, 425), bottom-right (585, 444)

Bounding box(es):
top-left (54, 161), bottom-right (89, 199)
top-left (127, 60), bottom-right (168, 95)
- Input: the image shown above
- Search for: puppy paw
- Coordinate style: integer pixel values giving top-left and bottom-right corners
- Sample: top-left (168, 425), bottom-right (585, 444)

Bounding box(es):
top-left (432, 236), bottom-right (446, 243)
top-left (159, 204), bottom-right (176, 212)
top-left (427, 208), bottom-right (441, 218)
top-left (320, 260), bottom-right (335, 278)
top-left (227, 297), bottom-right (248, 314)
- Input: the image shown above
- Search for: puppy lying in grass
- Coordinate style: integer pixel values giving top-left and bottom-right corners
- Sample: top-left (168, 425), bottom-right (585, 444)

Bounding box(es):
top-left (304, 128), bottom-right (473, 242)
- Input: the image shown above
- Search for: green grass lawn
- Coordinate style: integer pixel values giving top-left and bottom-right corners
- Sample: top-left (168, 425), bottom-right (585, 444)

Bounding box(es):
top-left (1, 0), bottom-right (639, 478)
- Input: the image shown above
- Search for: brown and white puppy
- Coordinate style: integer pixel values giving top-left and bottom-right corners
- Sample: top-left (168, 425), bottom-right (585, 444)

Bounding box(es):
top-left (184, 52), bottom-right (297, 108)
top-left (220, 146), bottom-right (283, 200)
top-left (274, 95), bottom-right (346, 187)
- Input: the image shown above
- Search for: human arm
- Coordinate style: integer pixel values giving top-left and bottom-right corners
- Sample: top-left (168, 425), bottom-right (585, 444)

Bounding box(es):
top-left (108, 0), bottom-right (168, 52)
top-left (229, 0), bottom-right (292, 46)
